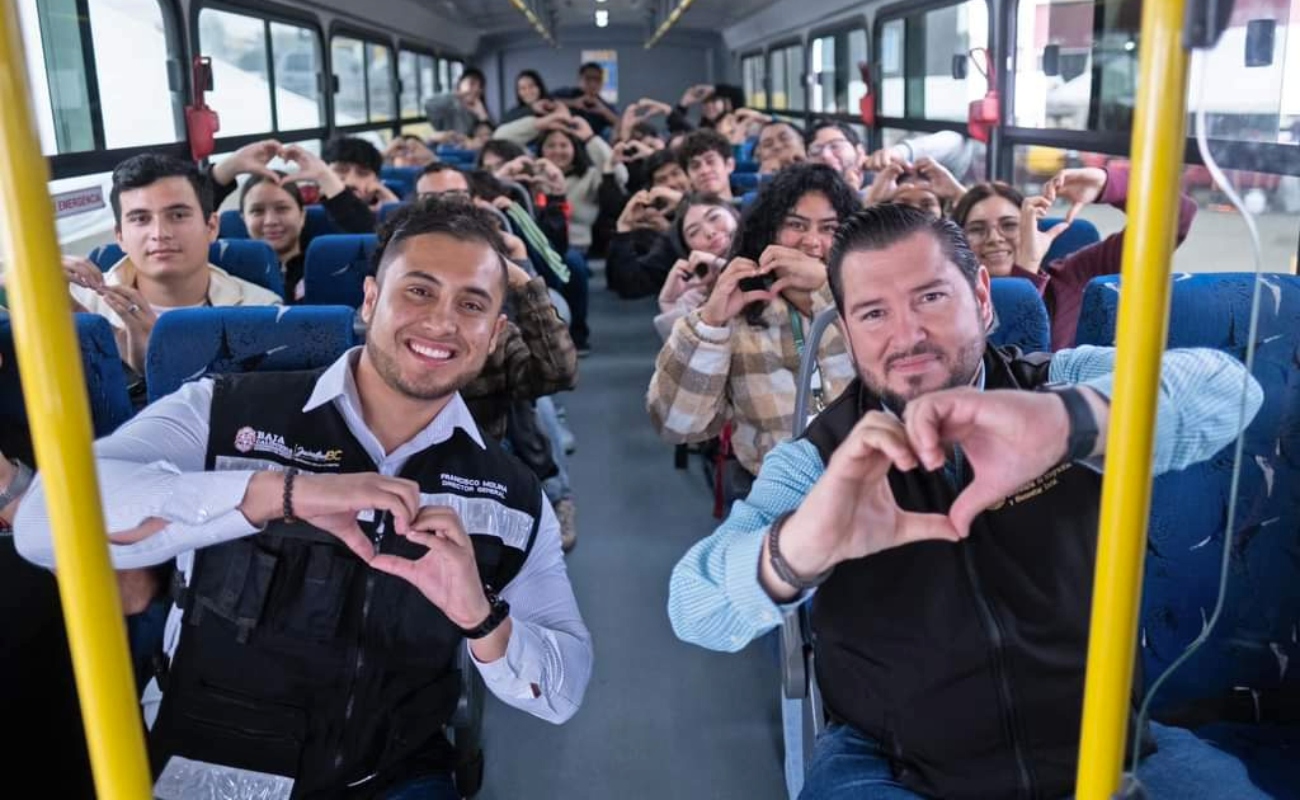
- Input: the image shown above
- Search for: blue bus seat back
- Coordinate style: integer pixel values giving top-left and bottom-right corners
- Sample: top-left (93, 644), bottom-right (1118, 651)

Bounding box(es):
top-left (1039, 216), bottom-right (1102, 266)
top-left (87, 239), bottom-right (285, 300)
top-left (144, 305), bottom-right (359, 402)
top-left (0, 314), bottom-right (134, 439)
top-left (1075, 273), bottom-right (1300, 719)
top-left (302, 234), bottom-right (379, 308)
top-left (988, 277), bottom-right (1051, 353)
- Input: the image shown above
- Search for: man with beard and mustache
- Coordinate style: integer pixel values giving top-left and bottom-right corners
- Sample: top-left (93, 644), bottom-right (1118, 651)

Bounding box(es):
top-left (667, 204), bottom-right (1267, 799)
top-left (14, 197), bottom-right (591, 799)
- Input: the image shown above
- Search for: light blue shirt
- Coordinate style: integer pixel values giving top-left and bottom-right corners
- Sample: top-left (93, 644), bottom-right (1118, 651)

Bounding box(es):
top-left (15, 348), bottom-right (592, 725)
top-left (667, 345), bottom-right (1264, 652)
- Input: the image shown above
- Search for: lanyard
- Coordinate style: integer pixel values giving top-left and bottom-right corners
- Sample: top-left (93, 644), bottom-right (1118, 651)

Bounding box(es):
top-left (787, 304), bottom-right (824, 412)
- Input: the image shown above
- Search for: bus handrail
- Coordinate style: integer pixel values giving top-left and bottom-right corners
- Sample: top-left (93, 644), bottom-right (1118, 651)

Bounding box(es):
top-left (0, 6), bottom-right (152, 798)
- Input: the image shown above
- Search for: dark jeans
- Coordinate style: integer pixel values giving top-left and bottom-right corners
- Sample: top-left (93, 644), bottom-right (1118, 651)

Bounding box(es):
top-left (541, 249), bottom-right (590, 349)
top-left (800, 721), bottom-right (1271, 799)
top-left (380, 773), bottom-right (459, 800)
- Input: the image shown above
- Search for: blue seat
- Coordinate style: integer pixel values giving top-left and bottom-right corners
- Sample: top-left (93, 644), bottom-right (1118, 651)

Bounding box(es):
top-left (218, 204), bottom-right (339, 243)
top-left (0, 314), bottom-right (134, 444)
top-left (989, 277), bottom-right (1051, 353)
top-left (218, 209), bottom-right (249, 239)
top-left (302, 234), bottom-right (379, 308)
top-left (381, 166), bottom-right (421, 199)
top-left (87, 240), bottom-right (285, 300)
top-left (382, 178), bottom-right (410, 200)
top-left (436, 147), bottom-right (478, 166)
top-left (144, 305), bottom-right (359, 402)
top-left (731, 173), bottom-right (761, 194)
top-left (1075, 274), bottom-right (1300, 736)
top-left (733, 159), bottom-right (760, 174)
top-left (377, 201), bottom-right (405, 224)
top-left (1040, 216), bottom-right (1101, 266)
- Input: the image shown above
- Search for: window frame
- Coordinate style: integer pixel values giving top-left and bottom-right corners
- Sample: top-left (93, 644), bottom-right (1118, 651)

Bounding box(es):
top-left (43, 0), bottom-right (188, 179)
top-left (397, 41), bottom-right (438, 123)
top-left (806, 18), bottom-right (871, 116)
top-left (740, 49), bottom-right (767, 109)
top-left (328, 22), bottom-right (396, 133)
top-left (998, 0), bottom-right (1300, 181)
top-left (190, 0), bottom-right (327, 149)
top-left (765, 37), bottom-right (806, 114)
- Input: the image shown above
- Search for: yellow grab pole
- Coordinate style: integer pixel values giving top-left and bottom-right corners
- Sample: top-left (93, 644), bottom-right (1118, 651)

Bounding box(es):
top-left (0, 6), bottom-right (153, 799)
top-left (1075, 0), bottom-right (1190, 797)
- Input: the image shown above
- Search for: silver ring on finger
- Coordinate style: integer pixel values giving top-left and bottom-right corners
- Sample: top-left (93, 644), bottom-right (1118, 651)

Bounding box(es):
top-left (126, 303), bottom-right (140, 315)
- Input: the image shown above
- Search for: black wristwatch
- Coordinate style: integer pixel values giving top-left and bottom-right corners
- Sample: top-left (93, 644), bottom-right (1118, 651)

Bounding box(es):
top-left (460, 588), bottom-right (510, 640)
top-left (1039, 384), bottom-right (1101, 463)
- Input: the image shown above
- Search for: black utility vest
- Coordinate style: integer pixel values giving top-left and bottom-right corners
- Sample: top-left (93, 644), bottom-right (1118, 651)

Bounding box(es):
top-left (805, 346), bottom-right (1139, 800)
top-left (149, 370), bottom-right (542, 799)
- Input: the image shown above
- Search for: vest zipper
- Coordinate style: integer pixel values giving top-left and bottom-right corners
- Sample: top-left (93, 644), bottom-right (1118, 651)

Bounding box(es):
top-left (960, 546), bottom-right (1036, 799)
top-left (336, 570), bottom-right (377, 771)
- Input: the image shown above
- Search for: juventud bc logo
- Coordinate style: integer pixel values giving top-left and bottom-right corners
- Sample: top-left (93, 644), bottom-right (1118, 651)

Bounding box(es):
top-left (234, 427), bottom-right (257, 453)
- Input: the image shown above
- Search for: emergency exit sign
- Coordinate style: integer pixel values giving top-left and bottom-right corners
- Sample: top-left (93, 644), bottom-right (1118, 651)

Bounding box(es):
top-left (52, 186), bottom-right (106, 218)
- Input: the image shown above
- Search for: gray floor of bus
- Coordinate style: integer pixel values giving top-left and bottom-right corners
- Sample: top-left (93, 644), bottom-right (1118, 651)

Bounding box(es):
top-left (476, 279), bottom-right (788, 800)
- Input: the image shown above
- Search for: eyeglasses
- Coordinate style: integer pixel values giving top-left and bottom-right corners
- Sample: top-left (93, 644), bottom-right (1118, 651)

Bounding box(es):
top-left (963, 218), bottom-right (1020, 242)
top-left (808, 139), bottom-right (854, 158)
top-left (418, 189), bottom-right (471, 202)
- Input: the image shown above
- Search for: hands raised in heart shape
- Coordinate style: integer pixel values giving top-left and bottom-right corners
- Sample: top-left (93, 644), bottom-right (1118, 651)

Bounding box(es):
top-left (761, 387), bottom-right (1099, 600)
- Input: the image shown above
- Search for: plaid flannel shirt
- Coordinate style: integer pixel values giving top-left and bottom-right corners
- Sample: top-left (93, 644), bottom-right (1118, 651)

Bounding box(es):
top-left (464, 276), bottom-right (577, 440)
top-left (646, 286), bottom-right (856, 475)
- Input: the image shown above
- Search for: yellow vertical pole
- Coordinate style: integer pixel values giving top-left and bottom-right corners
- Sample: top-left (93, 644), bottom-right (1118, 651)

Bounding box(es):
top-left (0, 5), bottom-right (152, 799)
top-left (1075, 0), bottom-right (1190, 797)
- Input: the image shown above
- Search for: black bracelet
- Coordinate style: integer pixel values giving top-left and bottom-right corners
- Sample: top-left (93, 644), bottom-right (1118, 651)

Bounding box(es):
top-left (1039, 385), bottom-right (1101, 463)
top-left (283, 468), bottom-right (299, 523)
top-left (461, 587), bottom-right (511, 640)
top-left (767, 511), bottom-right (833, 591)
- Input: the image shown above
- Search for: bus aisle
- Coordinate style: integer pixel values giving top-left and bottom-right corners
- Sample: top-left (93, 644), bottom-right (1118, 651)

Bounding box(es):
top-left (478, 284), bottom-right (787, 800)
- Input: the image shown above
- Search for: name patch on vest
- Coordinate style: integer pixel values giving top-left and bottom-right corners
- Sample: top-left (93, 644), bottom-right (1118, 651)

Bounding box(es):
top-left (232, 426), bottom-right (344, 469)
top-left (420, 492), bottom-right (534, 551)
top-left (988, 463), bottom-right (1075, 512)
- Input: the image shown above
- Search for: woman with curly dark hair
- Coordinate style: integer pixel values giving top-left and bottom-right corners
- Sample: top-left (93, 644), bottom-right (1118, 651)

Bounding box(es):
top-left (647, 162), bottom-right (861, 480)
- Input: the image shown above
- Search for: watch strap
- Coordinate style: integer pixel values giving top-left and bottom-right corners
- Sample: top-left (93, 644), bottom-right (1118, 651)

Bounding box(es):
top-left (461, 588), bottom-right (510, 640)
top-left (1041, 385), bottom-right (1099, 463)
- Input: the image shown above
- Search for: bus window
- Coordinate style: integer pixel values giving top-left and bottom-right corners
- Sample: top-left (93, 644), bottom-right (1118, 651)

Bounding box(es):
top-left (811, 34), bottom-right (837, 113)
top-left (419, 54), bottom-right (437, 98)
top-left (769, 43), bottom-right (804, 111)
top-left (438, 58), bottom-right (451, 96)
top-left (198, 9), bottom-right (273, 136)
top-left (270, 22), bottom-right (323, 131)
top-left (399, 51), bottom-right (420, 118)
top-left (367, 43), bottom-right (395, 123)
top-left (448, 60), bottom-right (464, 87)
top-left (880, 19), bottom-right (905, 117)
top-left (848, 29), bottom-right (869, 111)
top-left (742, 52), bottom-right (766, 108)
top-left (90, 0), bottom-right (180, 148)
top-left (17, 0), bottom-right (181, 155)
top-left (332, 37), bottom-right (367, 126)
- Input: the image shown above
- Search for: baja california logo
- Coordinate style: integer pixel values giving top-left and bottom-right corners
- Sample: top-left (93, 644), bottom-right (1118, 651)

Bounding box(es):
top-left (234, 426), bottom-right (257, 453)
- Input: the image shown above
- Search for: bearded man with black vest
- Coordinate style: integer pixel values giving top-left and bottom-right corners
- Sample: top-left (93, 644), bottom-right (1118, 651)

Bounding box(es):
top-left (15, 197), bottom-right (592, 799)
top-left (667, 204), bottom-right (1268, 799)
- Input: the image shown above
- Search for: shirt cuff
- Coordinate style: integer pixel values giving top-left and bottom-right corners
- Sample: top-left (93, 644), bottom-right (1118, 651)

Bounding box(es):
top-left (470, 620), bottom-right (549, 700)
top-left (689, 311), bottom-right (732, 344)
top-left (721, 527), bottom-right (792, 646)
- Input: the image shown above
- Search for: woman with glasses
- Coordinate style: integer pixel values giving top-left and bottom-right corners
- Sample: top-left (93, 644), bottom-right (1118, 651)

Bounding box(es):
top-left (952, 164), bottom-right (1198, 350)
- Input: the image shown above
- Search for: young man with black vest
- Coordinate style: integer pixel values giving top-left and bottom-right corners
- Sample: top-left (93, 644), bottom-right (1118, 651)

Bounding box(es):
top-left (15, 198), bottom-right (591, 799)
top-left (667, 204), bottom-right (1268, 798)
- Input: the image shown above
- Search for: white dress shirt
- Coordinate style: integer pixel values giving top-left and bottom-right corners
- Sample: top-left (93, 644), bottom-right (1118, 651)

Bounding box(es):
top-left (14, 348), bottom-right (591, 725)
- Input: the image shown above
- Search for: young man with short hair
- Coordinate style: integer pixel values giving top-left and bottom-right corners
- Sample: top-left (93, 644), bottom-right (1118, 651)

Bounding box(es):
top-left (424, 67), bottom-right (493, 142)
top-left (554, 62), bottom-right (620, 139)
top-left (16, 197), bottom-right (592, 798)
top-left (322, 136), bottom-right (401, 211)
top-left (676, 129), bottom-right (736, 201)
top-left (63, 154), bottom-right (281, 375)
